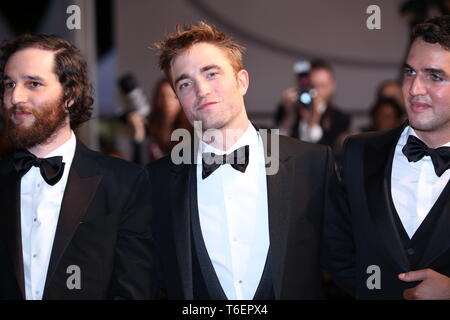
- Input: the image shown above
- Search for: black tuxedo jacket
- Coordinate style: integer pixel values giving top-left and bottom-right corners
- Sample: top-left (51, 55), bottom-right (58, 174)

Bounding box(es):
top-left (323, 126), bottom-right (450, 299)
top-left (147, 131), bottom-right (332, 299)
top-left (0, 140), bottom-right (155, 299)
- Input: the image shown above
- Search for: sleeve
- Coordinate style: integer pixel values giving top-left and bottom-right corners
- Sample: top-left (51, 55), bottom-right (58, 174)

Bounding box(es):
top-left (322, 138), bottom-right (356, 296)
top-left (107, 168), bottom-right (159, 299)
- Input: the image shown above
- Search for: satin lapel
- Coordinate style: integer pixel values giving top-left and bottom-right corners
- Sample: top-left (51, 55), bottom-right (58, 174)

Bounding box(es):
top-left (260, 130), bottom-right (291, 299)
top-left (44, 142), bottom-right (101, 288)
top-left (418, 184), bottom-right (450, 267)
top-left (170, 163), bottom-right (194, 299)
top-left (363, 127), bottom-right (409, 272)
top-left (0, 160), bottom-right (25, 298)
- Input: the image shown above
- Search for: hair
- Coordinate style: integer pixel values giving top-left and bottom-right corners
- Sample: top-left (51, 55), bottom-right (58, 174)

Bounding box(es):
top-left (412, 15), bottom-right (450, 50)
top-left (376, 79), bottom-right (402, 98)
top-left (0, 33), bottom-right (94, 129)
top-left (310, 59), bottom-right (334, 76)
top-left (153, 21), bottom-right (246, 85)
top-left (149, 78), bottom-right (177, 125)
top-left (370, 97), bottom-right (404, 120)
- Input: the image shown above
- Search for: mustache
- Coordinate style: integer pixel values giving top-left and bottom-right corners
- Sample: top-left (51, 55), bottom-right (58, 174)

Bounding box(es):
top-left (8, 104), bottom-right (34, 115)
top-left (409, 97), bottom-right (431, 104)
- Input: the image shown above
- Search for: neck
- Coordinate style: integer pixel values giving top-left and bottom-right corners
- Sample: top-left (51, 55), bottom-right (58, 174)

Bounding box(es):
top-left (414, 128), bottom-right (450, 149)
top-left (28, 123), bottom-right (72, 158)
top-left (199, 119), bottom-right (249, 151)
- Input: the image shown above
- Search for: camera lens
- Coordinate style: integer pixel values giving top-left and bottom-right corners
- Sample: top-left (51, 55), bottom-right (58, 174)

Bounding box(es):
top-left (299, 91), bottom-right (312, 105)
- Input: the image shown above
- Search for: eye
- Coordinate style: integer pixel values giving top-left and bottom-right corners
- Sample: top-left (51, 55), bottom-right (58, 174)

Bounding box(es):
top-left (403, 68), bottom-right (415, 77)
top-left (3, 81), bottom-right (15, 89)
top-left (431, 74), bottom-right (443, 81)
top-left (207, 71), bottom-right (218, 79)
top-left (178, 80), bottom-right (192, 91)
top-left (28, 81), bottom-right (42, 88)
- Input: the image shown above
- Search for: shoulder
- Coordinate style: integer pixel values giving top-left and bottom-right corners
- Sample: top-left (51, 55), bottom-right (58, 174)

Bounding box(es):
top-left (277, 133), bottom-right (330, 158)
top-left (344, 127), bottom-right (401, 149)
top-left (330, 104), bottom-right (351, 121)
top-left (145, 154), bottom-right (177, 179)
top-left (74, 142), bottom-right (146, 180)
top-left (0, 153), bottom-right (14, 176)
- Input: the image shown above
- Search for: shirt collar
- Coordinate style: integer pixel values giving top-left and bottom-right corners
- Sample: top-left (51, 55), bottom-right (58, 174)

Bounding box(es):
top-left (400, 126), bottom-right (450, 148)
top-left (44, 130), bottom-right (77, 165)
top-left (198, 121), bottom-right (258, 160)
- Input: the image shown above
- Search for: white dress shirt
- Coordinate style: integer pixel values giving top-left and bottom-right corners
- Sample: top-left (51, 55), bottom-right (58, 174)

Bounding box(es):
top-left (196, 122), bottom-right (270, 300)
top-left (391, 126), bottom-right (450, 238)
top-left (21, 131), bottom-right (76, 300)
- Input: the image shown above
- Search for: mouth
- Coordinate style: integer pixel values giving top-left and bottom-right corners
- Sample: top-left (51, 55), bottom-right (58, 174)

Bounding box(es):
top-left (11, 110), bottom-right (33, 121)
top-left (197, 101), bottom-right (218, 111)
top-left (409, 102), bottom-right (431, 112)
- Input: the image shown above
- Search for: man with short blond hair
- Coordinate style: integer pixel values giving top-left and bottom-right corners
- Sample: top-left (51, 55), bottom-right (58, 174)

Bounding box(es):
top-left (148, 21), bottom-right (333, 300)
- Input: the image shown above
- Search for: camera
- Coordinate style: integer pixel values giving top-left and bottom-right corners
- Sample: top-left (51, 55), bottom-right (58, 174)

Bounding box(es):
top-left (118, 73), bottom-right (151, 117)
top-left (293, 60), bottom-right (314, 108)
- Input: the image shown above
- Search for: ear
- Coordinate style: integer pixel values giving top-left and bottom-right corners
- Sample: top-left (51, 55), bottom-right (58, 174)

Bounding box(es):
top-left (237, 69), bottom-right (249, 96)
top-left (65, 99), bottom-right (75, 108)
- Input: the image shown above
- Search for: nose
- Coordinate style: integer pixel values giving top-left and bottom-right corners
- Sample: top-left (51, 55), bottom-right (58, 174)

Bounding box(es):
top-left (195, 79), bottom-right (211, 98)
top-left (6, 84), bottom-right (28, 108)
top-left (408, 75), bottom-right (426, 97)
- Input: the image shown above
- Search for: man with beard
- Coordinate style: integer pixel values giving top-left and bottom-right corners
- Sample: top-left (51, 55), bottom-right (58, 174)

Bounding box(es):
top-left (324, 16), bottom-right (450, 299)
top-left (0, 34), bottom-right (155, 299)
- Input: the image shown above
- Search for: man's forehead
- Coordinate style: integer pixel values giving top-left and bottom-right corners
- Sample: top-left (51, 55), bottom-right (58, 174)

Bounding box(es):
top-left (5, 47), bottom-right (56, 73)
top-left (172, 43), bottom-right (229, 65)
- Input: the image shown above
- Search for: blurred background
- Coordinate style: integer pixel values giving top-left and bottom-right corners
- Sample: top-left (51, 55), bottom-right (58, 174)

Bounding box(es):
top-left (0, 0), bottom-right (448, 162)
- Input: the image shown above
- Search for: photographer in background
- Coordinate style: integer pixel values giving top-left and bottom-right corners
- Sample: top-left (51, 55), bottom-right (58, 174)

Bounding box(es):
top-left (117, 73), bottom-right (151, 164)
top-left (275, 59), bottom-right (351, 150)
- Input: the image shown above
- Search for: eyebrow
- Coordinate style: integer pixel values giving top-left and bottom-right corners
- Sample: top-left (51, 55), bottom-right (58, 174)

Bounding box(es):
top-left (174, 74), bottom-right (189, 87)
top-left (2, 74), bottom-right (45, 81)
top-left (404, 63), bottom-right (447, 76)
top-left (173, 65), bottom-right (222, 87)
top-left (201, 65), bottom-right (221, 73)
top-left (424, 67), bottom-right (447, 76)
top-left (25, 75), bottom-right (45, 81)
top-left (404, 63), bottom-right (413, 70)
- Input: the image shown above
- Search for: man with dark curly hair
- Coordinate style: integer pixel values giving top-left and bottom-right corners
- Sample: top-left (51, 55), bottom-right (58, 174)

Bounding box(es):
top-left (0, 34), bottom-right (155, 300)
top-left (324, 15), bottom-right (450, 299)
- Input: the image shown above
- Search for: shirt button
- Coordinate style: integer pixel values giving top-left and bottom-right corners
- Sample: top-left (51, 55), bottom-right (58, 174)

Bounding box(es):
top-left (33, 254), bottom-right (37, 258)
top-left (33, 218), bottom-right (37, 222)
top-left (238, 280), bottom-right (243, 284)
top-left (407, 248), bottom-right (415, 255)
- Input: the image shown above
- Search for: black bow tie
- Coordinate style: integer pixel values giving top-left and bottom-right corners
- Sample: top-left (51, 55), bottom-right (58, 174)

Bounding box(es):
top-left (202, 145), bottom-right (249, 179)
top-left (13, 149), bottom-right (65, 186)
top-left (402, 135), bottom-right (450, 177)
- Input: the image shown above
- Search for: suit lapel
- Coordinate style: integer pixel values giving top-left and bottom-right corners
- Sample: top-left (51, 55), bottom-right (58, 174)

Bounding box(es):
top-left (170, 162), bottom-right (194, 299)
top-left (363, 127), bottom-right (409, 272)
top-left (260, 130), bottom-right (291, 299)
top-left (0, 158), bottom-right (25, 298)
top-left (44, 141), bottom-right (102, 290)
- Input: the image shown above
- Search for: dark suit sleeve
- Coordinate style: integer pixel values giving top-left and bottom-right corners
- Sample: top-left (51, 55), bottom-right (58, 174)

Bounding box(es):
top-left (322, 138), bottom-right (356, 296)
top-left (107, 168), bottom-right (156, 299)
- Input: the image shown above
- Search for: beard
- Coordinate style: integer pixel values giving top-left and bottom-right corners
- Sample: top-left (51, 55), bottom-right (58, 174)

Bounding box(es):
top-left (5, 96), bottom-right (68, 149)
